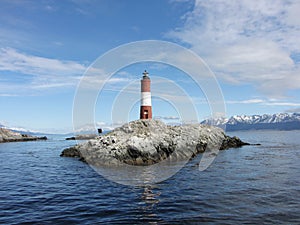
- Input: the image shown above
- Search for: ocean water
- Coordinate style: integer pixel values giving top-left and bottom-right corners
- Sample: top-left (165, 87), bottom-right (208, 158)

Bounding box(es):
top-left (0, 130), bottom-right (299, 224)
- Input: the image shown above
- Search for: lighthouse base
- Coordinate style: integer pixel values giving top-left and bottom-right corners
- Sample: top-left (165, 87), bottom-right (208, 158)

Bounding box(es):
top-left (140, 106), bottom-right (152, 119)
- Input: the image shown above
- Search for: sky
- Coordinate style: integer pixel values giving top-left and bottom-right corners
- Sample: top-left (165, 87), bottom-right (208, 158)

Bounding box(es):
top-left (0, 0), bottom-right (300, 133)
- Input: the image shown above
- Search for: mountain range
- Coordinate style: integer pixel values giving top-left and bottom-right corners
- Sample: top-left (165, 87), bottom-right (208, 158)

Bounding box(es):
top-left (201, 113), bottom-right (300, 131)
top-left (0, 124), bottom-right (43, 135)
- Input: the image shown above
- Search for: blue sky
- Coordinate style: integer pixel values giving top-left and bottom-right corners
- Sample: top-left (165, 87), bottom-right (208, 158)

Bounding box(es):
top-left (0, 0), bottom-right (300, 133)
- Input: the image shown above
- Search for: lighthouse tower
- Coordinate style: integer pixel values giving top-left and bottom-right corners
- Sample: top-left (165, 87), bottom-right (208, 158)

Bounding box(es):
top-left (140, 70), bottom-right (152, 119)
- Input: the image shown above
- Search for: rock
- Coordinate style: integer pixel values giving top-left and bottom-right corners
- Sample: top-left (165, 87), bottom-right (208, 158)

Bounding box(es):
top-left (220, 135), bottom-right (250, 150)
top-left (65, 134), bottom-right (97, 140)
top-left (0, 128), bottom-right (47, 143)
top-left (66, 137), bottom-right (76, 140)
top-left (61, 119), bottom-right (250, 166)
top-left (60, 146), bottom-right (82, 158)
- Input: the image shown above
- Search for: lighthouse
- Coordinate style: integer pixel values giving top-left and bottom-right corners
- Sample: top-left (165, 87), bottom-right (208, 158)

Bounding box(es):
top-left (140, 70), bottom-right (152, 119)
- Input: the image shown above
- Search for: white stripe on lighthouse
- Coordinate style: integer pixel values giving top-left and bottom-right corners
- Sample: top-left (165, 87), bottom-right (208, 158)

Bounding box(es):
top-left (141, 92), bottom-right (151, 106)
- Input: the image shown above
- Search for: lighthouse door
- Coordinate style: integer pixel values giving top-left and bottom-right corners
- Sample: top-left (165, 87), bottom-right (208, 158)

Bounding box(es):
top-left (144, 110), bottom-right (148, 119)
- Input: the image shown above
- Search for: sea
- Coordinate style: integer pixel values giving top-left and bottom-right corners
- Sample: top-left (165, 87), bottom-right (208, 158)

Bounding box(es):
top-left (0, 130), bottom-right (299, 224)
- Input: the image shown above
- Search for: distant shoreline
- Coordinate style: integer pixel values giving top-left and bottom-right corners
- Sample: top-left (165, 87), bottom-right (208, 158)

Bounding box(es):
top-left (0, 128), bottom-right (47, 143)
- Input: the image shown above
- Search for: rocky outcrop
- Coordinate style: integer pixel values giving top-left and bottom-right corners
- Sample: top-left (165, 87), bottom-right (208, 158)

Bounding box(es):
top-left (66, 134), bottom-right (98, 140)
top-left (220, 135), bottom-right (251, 150)
top-left (61, 119), bottom-right (250, 166)
top-left (0, 128), bottom-right (47, 143)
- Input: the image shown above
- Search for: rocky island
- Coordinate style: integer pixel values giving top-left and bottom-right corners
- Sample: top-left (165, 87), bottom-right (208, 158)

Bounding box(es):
top-left (65, 134), bottom-right (98, 140)
top-left (61, 120), bottom-right (250, 166)
top-left (0, 128), bottom-right (47, 143)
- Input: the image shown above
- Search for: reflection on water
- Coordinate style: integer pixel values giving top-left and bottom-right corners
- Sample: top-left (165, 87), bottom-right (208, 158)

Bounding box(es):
top-left (138, 185), bottom-right (162, 224)
top-left (91, 159), bottom-right (188, 186)
top-left (141, 185), bottom-right (161, 205)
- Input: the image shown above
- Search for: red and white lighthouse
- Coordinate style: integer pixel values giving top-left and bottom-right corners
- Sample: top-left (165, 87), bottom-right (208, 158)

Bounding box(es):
top-left (140, 70), bottom-right (152, 119)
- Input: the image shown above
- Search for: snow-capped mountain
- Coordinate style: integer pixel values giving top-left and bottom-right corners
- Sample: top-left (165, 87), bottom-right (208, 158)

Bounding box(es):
top-left (201, 113), bottom-right (300, 131)
top-left (0, 123), bottom-right (43, 135)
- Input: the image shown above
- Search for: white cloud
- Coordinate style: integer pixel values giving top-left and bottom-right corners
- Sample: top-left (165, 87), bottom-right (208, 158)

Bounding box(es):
top-left (227, 99), bottom-right (265, 104)
top-left (227, 98), bottom-right (300, 106)
top-left (154, 116), bottom-right (180, 120)
top-left (0, 48), bottom-right (87, 94)
top-left (285, 107), bottom-right (300, 113)
top-left (0, 48), bottom-right (86, 76)
top-left (74, 121), bottom-right (122, 133)
top-left (264, 102), bottom-right (300, 106)
top-left (77, 67), bottom-right (134, 91)
top-left (167, 0), bottom-right (300, 98)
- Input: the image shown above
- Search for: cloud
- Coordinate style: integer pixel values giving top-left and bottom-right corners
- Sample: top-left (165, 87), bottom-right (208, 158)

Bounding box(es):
top-left (0, 48), bottom-right (86, 76)
top-left (285, 107), bottom-right (300, 113)
top-left (154, 116), bottom-right (180, 120)
top-left (227, 99), bottom-right (264, 104)
top-left (0, 48), bottom-right (86, 94)
top-left (76, 67), bottom-right (134, 91)
top-left (264, 102), bottom-right (300, 106)
top-left (227, 98), bottom-right (300, 106)
top-left (167, 0), bottom-right (300, 98)
top-left (74, 121), bottom-right (123, 133)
